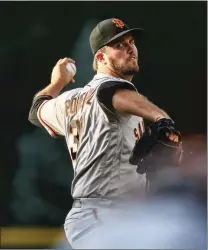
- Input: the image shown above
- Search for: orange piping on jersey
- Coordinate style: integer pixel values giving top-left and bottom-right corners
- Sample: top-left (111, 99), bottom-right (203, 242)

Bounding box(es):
top-left (37, 101), bottom-right (60, 137)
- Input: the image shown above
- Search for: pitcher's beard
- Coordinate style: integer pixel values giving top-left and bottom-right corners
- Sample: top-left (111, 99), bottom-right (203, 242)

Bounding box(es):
top-left (109, 58), bottom-right (139, 76)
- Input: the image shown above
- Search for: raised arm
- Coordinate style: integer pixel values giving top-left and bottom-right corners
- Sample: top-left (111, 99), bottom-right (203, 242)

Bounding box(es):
top-left (28, 58), bottom-right (75, 134)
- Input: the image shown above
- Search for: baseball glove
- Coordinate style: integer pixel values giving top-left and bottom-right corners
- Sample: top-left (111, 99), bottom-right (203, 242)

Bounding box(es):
top-left (129, 118), bottom-right (183, 174)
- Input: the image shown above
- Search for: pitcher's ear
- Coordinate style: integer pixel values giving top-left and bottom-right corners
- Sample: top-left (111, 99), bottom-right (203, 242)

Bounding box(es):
top-left (95, 51), bottom-right (103, 61)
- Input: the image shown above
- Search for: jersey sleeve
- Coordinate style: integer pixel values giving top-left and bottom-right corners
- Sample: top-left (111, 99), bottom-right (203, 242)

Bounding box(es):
top-left (96, 80), bottom-right (137, 110)
top-left (37, 90), bottom-right (78, 137)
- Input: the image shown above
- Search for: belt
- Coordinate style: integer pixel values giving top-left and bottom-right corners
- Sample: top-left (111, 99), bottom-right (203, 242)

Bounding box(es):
top-left (72, 198), bottom-right (114, 208)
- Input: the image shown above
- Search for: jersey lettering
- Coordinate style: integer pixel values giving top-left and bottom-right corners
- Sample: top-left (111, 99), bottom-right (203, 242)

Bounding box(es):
top-left (66, 88), bottom-right (95, 163)
top-left (134, 120), bottom-right (145, 139)
top-left (65, 87), bottom-right (95, 116)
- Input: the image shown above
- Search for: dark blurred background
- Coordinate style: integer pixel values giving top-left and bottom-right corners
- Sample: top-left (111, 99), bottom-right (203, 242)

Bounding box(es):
top-left (0, 1), bottom-right (206, 248)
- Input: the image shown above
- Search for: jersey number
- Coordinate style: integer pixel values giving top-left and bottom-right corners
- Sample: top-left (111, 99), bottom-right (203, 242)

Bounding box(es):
top-left (68, 120), bottom-right (80, 162)
top-left (68, 114), bottom-right (85, 163)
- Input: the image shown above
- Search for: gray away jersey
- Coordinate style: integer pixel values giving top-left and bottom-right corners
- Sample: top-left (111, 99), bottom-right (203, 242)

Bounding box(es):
top-left (37, 73), bottom-right (146, 199)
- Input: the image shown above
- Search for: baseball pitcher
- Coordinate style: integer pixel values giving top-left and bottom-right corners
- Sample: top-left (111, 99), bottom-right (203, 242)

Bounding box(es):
top-left (28, 18), bottom-right (182, 248)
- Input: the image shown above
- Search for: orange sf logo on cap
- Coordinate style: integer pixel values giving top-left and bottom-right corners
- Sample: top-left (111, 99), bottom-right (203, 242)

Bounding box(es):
top-left (112, 19), bottom-right (125, 28)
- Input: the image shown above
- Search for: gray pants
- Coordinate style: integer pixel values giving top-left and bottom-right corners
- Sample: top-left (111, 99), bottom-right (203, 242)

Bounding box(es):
top-left (64, 198), bottom-right (113, 249)
top-left (64, 195), bottom-right (207, 249)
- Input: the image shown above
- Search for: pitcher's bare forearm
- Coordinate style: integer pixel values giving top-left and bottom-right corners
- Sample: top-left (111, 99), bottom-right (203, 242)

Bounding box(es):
top-left (112, 89), bottom-right (170, 122)
top-left (35, 57), bottom-right (76, 99)
top-left (35, 82), bottom-right (64, 99)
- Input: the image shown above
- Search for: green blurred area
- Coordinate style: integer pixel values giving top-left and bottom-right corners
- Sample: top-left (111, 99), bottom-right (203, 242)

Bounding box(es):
top-left (0, 1), bottom-right (206, 230)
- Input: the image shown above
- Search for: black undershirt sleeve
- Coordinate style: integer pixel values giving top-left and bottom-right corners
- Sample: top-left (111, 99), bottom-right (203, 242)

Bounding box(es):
top-left (97, 81), bottom-right (136, 110)
top-left (28, 95), bottom-right (53, 127)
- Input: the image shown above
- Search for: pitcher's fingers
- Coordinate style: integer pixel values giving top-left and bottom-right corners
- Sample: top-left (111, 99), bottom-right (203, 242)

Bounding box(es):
top-left (60, 57), bottom-right (75, 65)
top-left (166, 132), bottom-right (179, 142)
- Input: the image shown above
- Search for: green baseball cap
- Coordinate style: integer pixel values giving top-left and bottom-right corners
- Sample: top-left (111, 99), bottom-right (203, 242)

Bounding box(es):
top-left (89, 18), bottom-right (144, 55)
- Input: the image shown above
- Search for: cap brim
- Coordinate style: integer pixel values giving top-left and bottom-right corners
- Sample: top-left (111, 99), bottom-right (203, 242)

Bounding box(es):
top-left (104, 28), bottom-right (144, 46)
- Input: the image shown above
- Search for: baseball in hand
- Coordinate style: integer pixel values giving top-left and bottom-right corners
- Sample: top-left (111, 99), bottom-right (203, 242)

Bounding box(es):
top-left (66, 62), bottom-right (76, 77)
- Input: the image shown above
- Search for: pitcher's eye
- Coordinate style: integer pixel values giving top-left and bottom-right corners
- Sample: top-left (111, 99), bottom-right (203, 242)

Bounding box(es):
top-left (115, 42), bottom-right (124, 49)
